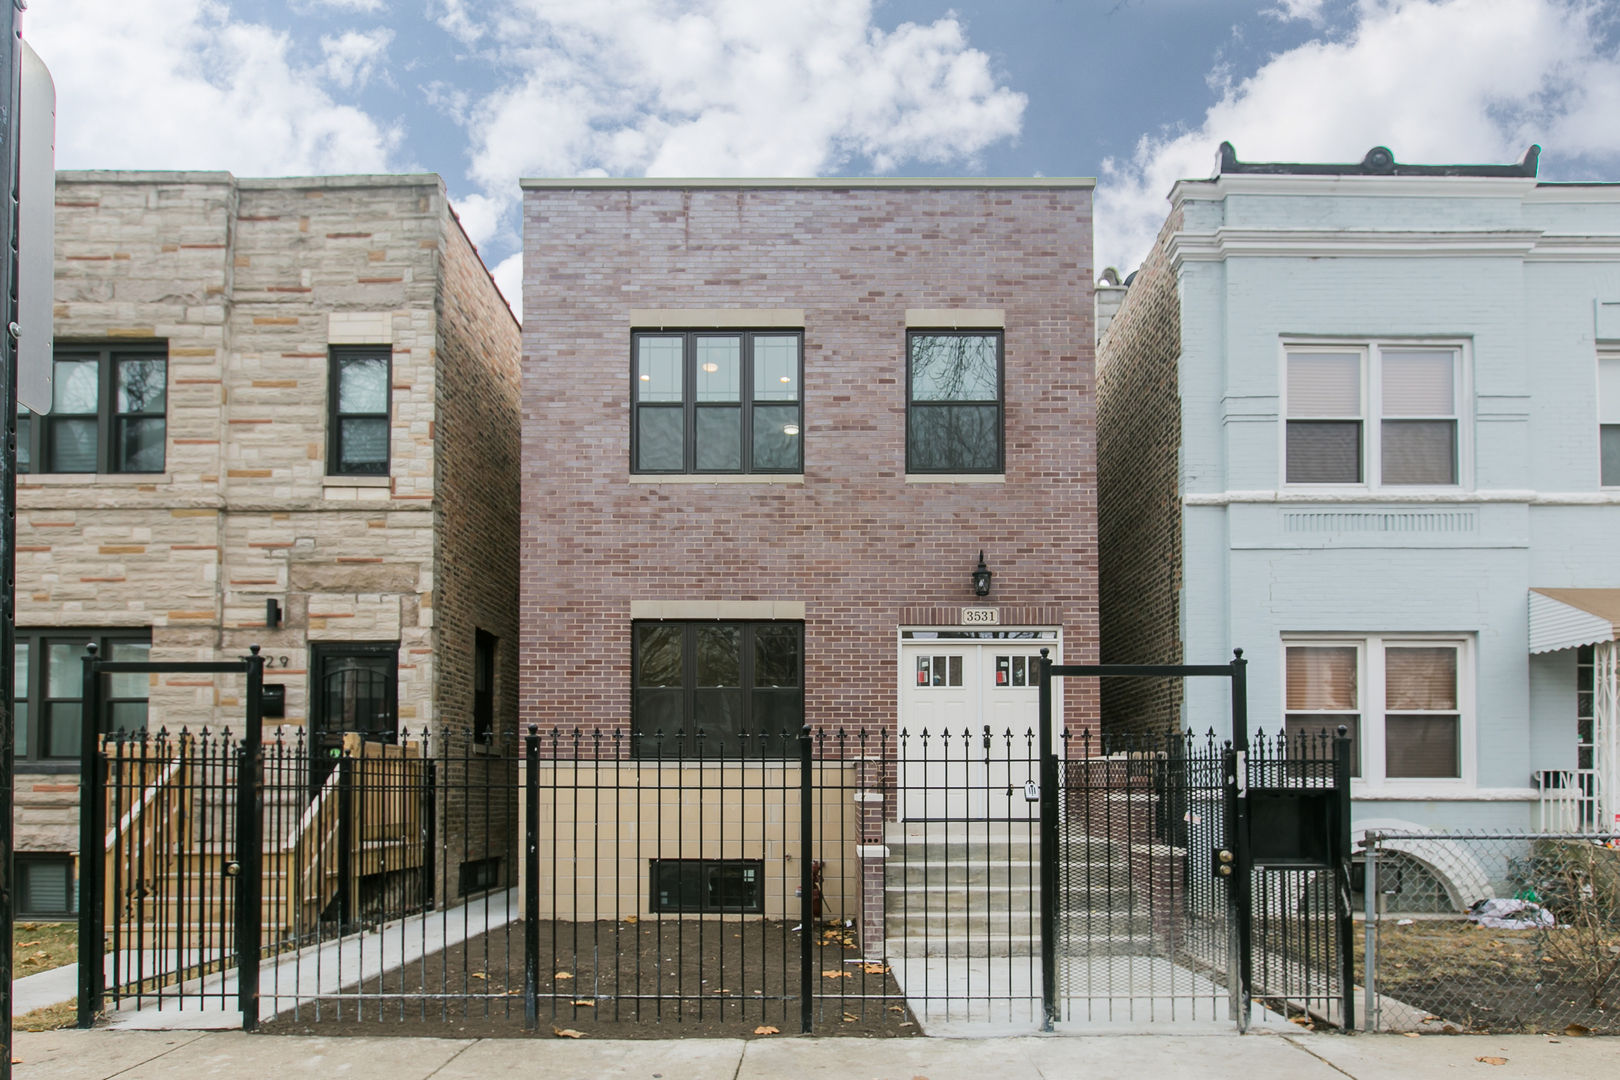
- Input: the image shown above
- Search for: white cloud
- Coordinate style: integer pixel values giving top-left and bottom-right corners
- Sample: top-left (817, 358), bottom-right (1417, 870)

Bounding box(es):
top-left (490, 252), bottom-right (523, 322)
top-left (1097, 0), bottom-right (1620, 277)
top-left (321, 27), bottom-right (395, 91)
top-left (1266, 0), bottom-right (1332, 23)
top-left (25, 0), bottom-right (399, 176)
top-left (309, 0), bottom-right (388, 11)
top-left (448, 0), bottom-right (1026, 248)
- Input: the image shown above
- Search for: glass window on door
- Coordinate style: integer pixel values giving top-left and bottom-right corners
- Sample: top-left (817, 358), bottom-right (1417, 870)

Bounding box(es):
top-left (915, 655), bottom-right (963, 687)
top-left (311, 644), bottom-right (399, 742)
top-left (993, 655), bottom-right (1042, 687)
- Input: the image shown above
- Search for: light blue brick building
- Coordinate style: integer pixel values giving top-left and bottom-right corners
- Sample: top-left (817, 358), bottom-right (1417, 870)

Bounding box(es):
top-left (1096, 144), bottom-right (1620, 897)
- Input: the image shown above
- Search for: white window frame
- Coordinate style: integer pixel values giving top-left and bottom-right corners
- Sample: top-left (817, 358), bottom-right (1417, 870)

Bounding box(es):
top-left (1279, 339), bottom-right (1472, 492)
top-left (1599, 349), bottom-right (1620, 488)
top-left (1280, 633), bottom-right (1475, 793)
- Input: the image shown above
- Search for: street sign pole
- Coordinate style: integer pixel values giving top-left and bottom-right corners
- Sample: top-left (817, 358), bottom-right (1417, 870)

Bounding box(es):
top-left (1, 3), bottom-right (26, 1074)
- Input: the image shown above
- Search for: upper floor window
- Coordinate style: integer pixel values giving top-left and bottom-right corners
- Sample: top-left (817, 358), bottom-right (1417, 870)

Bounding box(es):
top-left (1285, 345), bottom-right (1461, 487)
top-left (329, 348), bottom-right (392, 476)
top-left (473, 630), bottom-right (496, 744)
top-left (14, 629), bottom-right (151, 763)
top-left (1600, 354), bottom-right (1620, 486)
top-left (907, 331), bottom-right (1003, 473)
top-left (631, 332), bottom-right (802, 474)
top-left (17, 346), bottom-right (167, 474)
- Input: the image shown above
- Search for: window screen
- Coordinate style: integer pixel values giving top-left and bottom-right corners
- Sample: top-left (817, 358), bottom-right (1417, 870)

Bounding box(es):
top-left (1286, 353), bottom-right (1361, 483)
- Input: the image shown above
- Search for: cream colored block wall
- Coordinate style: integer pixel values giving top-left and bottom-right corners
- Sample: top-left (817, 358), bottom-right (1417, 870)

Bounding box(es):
top-left (528, 763), bottom-right (860, 922)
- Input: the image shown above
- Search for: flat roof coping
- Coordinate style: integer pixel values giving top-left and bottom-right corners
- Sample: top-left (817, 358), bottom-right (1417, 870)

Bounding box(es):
top-left (520, 176), bottom-right (1095, 190)
top-left (56, 170), bottom-right (445, 190)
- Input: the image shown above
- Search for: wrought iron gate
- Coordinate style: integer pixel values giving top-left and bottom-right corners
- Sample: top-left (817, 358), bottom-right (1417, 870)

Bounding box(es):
top-left (1039, 650), bottom-right (1355, 1032)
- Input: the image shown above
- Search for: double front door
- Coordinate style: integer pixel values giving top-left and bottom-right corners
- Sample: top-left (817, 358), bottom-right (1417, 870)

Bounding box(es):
top-left (898, 641), bottom-right (1052, 821)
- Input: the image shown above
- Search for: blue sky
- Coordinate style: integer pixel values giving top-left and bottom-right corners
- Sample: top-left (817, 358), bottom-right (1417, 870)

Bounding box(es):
top-left (23, 1), bottom-right (1620, 314)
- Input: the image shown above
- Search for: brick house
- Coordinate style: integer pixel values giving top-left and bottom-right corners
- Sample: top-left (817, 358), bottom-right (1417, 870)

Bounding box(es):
top-left (1097, 144), bottom-right (1620, 903)
top-left (520, 179), bottom-right (1097, 933)
top-left (12, 170), bottom-right (520, 918)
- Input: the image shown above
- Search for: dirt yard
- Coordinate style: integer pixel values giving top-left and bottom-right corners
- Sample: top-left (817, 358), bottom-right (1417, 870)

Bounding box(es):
top-left (259, 918), bottom-right (919, 1040)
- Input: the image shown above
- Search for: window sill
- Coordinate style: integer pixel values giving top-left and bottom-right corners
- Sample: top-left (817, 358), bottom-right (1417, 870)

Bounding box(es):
top-left (16, 763), bottom-right (80, 775)
top-left (628, 474), bottom-right (804, 485)
top-left (905, 473), bottom-right (1006, 484)
top-left (1352, 784), bottom-right (1531, 801)
top-left (323, 475), bottom-right (392, 487)
top-left (19, 473), bottom-right (170, 486)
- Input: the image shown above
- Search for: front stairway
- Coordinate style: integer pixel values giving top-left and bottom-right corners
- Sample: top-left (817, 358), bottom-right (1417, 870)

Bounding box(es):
top-left (883, 822), bottom-right (1150, 958)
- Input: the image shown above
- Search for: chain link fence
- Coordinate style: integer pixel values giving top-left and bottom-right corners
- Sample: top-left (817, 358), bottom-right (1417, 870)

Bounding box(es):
top-left (1362, 832), bottom-right (1620, 1034)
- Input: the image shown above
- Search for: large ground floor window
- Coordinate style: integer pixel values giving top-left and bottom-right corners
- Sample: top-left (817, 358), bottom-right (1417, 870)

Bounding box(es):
top-left (1283, 634), bottom-right (1471, 786)
top-left (632, 621), bottom-right (803, 756)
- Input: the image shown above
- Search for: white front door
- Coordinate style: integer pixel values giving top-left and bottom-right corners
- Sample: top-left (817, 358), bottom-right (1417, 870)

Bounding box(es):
top-left (898, 641), bottom-right (1054, 821)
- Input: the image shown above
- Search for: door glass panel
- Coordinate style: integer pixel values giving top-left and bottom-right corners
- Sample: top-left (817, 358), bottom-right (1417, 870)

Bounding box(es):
top-left (320, 656), bottom-right (393, 735)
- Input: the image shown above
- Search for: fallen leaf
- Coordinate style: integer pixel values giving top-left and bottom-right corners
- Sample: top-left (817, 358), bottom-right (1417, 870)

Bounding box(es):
top-left (552, 1027), bottom-right (586, 1039)
top-left (1475, 1057), bottom-right (1507, 1066)
top-left (624, 916), bottom-right (637, 924)
top-left (554, 971), bottom-right (573, 980)
top-left (888, 1005), bottom-right (905, 1012)
top-left (822, 970), bottom-right (852, 978)
top-left (571, 999), bottom-right (595, 1007)
top-left (1404, 1032), bottom-right (1421, 1038)
top-left (863, 964), bottom-right (888, 975)
top-left (1564, 1023), bottom-right (1590, 1037)
top-left (17, 941), bottom-right (39, 948)
top-left (843, 1013), bottom-right (857, 1022)
top-left (469, 973), bottom-right (487, 980)
top-left (1290, 1017), bottom-right (1312, 1027)
top-left (754, 1025), bottom-right (780, 1035)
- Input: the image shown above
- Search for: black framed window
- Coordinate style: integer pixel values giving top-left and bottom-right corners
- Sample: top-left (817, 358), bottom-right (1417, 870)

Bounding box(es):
top-left (17, 346), bottom-right (167, 474)
top-left (906, 331), bottom-right (1003, 473)
top-left (473, 630), bottom-right (496, 743)
top-left (310, 642), bottom-right (399, 742)
top-left (14, 630), bottom-right (152, 763)
top-left (650, 859), bottom-right (765, 914)
top-left (632, 621), bottom-right (803, 756)
top-left (631, 331), bottom-right (802, 474)
top-left (329, 348), bottom-right (391, 476)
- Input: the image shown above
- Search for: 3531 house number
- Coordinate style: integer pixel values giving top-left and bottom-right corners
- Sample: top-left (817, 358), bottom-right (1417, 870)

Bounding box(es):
top-left (961, 608), bottom-right (999, 625)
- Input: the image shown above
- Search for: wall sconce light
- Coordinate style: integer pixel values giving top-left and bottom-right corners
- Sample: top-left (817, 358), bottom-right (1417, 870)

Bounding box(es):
top-left (266, 598), bottom-right (282, 628)
top-left (972, 551), bottom-right (992, 597)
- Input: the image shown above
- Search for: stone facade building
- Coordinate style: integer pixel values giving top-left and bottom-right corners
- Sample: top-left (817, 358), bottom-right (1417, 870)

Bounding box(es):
top-left (520, 179), bottom-right (1097, 935)
top-left (1097, 144), bottom-right (1620, 892)
top-left (12, 170), bottom-right (520, 918)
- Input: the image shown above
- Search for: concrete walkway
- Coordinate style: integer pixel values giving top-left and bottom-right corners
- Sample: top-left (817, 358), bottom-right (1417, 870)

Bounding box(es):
top-left (11, 1029), bottom-right (1620, 1080)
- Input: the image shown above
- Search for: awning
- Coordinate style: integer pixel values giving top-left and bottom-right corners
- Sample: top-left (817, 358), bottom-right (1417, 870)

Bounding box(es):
top-left (1529, 589), bottom-right (1620, 653)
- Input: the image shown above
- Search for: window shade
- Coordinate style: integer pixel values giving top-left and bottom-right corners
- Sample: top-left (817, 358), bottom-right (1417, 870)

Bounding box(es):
top-left (1385, 647), bottom-right (1456, 710)
top-left (1386, 715), bottom-right (1460, 778)
top-left (1286, 646), bottom-right (1357, 710)
top-left (1287, 354), bottom-right (1360, 417)
top-left (1600, 358), bottom-right (1620, 425)
top-left (1382, 351), bottom-right (1454, 416)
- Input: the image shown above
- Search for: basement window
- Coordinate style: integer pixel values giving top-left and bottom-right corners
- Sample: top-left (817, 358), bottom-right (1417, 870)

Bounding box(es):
top-left (649, 859), bottom-right (765, 914)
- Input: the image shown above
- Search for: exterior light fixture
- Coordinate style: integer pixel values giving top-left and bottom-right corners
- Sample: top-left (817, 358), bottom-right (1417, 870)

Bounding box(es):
top-left (972, 550), bottom-right (992, 597)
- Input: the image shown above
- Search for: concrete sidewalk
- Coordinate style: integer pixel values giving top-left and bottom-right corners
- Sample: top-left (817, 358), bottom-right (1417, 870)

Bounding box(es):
top-left (11, 1029), bottom-right (1620, 1080)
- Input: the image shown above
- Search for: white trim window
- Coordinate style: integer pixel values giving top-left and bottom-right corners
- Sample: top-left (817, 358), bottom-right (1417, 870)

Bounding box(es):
top-left (1284, 344), bottom-right (1465, 488)
top-left (1600, 352), bottom-right (1620, 487)
top-left (1283, 635), bottom-right (1473, 788)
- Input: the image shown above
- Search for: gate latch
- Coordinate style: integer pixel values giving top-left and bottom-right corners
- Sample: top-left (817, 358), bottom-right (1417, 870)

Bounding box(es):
top-left (1212, 849), bottom-right (1234, 877)
top-left (224, 861), bottom-right (242, 878)
top-left (1024, 780), bottom-right (1040, 802)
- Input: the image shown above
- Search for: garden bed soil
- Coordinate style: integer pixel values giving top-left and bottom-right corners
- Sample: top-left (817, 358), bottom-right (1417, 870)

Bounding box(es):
top-left (260, 918), bottom-right (919, 1040)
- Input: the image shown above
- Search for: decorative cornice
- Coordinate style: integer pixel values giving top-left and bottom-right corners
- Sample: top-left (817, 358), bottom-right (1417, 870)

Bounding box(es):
top-left (1184, 490), bottom-right (1620, 507)
top-left (1215, 142), bottom-right (1540, 179)
top-left (1168, 228), bottom-right (1545, 270)
top-left (520, 176), bottom-right (1095, 190)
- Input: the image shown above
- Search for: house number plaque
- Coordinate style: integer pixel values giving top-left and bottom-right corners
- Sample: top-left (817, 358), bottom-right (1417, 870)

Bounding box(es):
top-left (961, 607), bottom-right (999, 625)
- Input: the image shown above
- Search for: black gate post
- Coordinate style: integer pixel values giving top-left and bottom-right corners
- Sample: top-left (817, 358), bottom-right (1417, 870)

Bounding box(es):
top-left (1037, 649), bottom-right (1057, 1032)
top-left (77, 645), bottom-right (105, 1026)
top-left (236, 646), bottom-right (265, 1030)
top-left (1333, 726), bottom-right (1355, 1032)
top-left (523, 726), bottom-right (539, 1030)
top-left (799, 725), bottom-right (814, 1034)
top-left (1228, 648), bottom-right (1252, 1031)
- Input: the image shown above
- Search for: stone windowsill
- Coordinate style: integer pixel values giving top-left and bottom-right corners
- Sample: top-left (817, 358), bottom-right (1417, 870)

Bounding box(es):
top-left (322, 475), bottom-right (393, 487)
top-left (20, 473), bottom-right (170, 486)
top-left (904, 473), bottom-right (1006, 484)
top-left (627, 474), bottom-right (804, 485)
